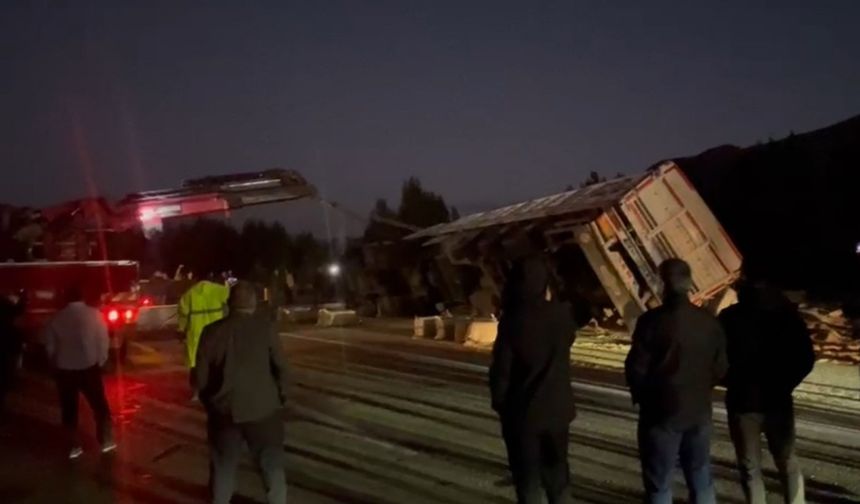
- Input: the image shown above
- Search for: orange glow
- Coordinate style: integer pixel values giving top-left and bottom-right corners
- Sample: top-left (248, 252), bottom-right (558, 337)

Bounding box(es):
top-left (124, 309), bottom-right (135, 323)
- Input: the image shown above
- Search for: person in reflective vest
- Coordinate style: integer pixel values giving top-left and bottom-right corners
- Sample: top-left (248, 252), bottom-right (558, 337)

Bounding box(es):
top-left (178, 275), bottom-right (230, 396)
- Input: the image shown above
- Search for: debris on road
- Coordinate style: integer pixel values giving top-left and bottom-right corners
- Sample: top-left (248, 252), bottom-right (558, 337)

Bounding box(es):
top-left (801, 304), bottom-right (859, 364)
top-left (577, 319), bottom-right (612, 338)
top-left (803, 306), bottom-right (852, 335)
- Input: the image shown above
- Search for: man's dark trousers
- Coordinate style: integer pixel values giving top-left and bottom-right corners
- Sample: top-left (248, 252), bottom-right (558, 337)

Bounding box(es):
top-left (55, 365), bottom-right (112, 446)
top-left (728, 405), bottom-right (804, 504)
top-left (208, 411), bottom-right (286, 504)
top-left (638, 420), bottom-right (716, 504)
top-left (502, 421), bottom-right (572, 504)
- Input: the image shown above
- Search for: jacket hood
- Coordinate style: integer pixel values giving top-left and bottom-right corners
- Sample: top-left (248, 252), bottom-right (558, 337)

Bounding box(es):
top-left (503, 256), bottom-right (549, 309)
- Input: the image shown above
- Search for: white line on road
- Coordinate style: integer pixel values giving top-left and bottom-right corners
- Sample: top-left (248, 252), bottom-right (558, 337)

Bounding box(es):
top-left (283, 331), bottom-right (860, 448)
top-left (290, 403), bottom-right (419, 457)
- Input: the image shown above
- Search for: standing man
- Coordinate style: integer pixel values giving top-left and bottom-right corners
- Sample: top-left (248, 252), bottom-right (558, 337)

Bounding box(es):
top-left (195, 281), bottom-right (288, 504)
top-left (43, 286), bottom-right (115, 459)
top-left (489, 257), bottom-right (577, 504)
top-left (720, 274), bottom-right (814, 504)
top-left (178, 272), bottom-right (230, 400)
top-left (625, 258), bottom-right (727, 504)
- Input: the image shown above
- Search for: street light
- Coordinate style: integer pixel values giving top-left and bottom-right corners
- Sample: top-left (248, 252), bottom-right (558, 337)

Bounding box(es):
top-left (328, 263), bottom-right (341, 277)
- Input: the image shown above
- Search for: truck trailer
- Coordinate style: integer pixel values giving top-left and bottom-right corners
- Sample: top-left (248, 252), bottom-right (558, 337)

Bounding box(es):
top-left (408, 162), bottom-right (743, 330)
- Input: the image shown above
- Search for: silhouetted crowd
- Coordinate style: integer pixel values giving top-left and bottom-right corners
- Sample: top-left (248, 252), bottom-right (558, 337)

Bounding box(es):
top-left (490, 257), bottom-right (813, 504)
top-left (0, 256), bottom-right (817, 504)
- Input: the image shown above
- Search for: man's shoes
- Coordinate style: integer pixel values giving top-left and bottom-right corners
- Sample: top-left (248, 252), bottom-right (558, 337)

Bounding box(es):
top-left (68, 446), bottom-right (84, 460)
top-left (101, 441), bottom-right (118, 454)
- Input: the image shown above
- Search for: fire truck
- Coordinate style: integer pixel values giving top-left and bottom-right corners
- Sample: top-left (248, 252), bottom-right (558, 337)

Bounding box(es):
top-left (0, 260), bottom-right (141, 361)
top-left (0, 169), bottom-right (317, 363)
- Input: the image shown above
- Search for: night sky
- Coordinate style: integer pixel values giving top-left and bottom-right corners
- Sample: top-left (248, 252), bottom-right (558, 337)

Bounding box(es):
top-left (2, 1), bottom-right (859, 236)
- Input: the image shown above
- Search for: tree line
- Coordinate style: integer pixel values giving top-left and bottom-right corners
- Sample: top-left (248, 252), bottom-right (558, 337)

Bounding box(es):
top-left (149, 219), bottom-right (328, 287)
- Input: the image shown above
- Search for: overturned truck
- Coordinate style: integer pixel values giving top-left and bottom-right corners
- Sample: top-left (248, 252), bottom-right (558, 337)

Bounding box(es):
top-left (407, 162), bottom-right (742, 333)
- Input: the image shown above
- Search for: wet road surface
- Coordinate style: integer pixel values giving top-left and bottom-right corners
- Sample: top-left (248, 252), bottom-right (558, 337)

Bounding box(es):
top-left (2, 326), bottom-right (859, 503)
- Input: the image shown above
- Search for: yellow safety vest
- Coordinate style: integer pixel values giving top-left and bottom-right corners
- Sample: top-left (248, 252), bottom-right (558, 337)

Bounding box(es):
top-left (178, 280), bottom-right (229, 368)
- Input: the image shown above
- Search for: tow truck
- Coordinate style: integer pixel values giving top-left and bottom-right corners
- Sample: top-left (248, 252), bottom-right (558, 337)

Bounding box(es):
top-left (0, 169), bottom-right (318, 364)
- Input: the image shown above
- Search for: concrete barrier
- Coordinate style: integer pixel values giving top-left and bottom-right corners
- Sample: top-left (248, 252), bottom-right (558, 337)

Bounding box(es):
top-left (453, 317), bottom-right (471, 344)
top-left (464, 320), bottom-right (498, 347)
top-left (282, 306), bottom-right (319, 324)
top-left (317, 309), bottom-right (360, 327)
top-left (436, 318), bottom-right (457, 341)
top-left (414, 316), bottom-right (497, 345)
top-left (413, 316), bottom-right (444, 339)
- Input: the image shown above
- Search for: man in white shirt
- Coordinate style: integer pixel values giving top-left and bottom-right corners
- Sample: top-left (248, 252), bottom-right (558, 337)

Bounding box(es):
top-left (43, 286), bottom-right (115, 459)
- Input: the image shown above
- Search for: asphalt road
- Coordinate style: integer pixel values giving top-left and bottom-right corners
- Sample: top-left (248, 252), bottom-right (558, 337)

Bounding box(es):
top-left (1, 325), bottom-right (859, 503)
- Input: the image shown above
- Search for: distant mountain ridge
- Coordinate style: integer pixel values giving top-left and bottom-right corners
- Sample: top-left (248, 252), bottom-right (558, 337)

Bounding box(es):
top-left (664, 114), bottom-right (860, 293)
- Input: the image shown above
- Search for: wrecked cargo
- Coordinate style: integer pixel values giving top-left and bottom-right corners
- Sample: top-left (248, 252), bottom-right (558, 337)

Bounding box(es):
top-left (408, 162), bottom-right (742, 332)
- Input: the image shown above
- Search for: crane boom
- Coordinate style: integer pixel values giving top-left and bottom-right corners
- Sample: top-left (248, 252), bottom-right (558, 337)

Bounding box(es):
top-left (2, 167), bottom-right (422, 262)
top-left (2, 169), bottom-right (318, 261)
top-left (121, 169), bottom-right (317, 232)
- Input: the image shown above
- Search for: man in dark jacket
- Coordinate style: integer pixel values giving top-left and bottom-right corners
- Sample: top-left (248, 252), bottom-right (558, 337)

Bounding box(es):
top-left (625, 258), bottom-right (727, 504)
top-left (720, 276), bottom-right (814, 504)
top-left (489, 257), bottom-right (577, 504)
top-left (195, 281), bottom-right (289, 504)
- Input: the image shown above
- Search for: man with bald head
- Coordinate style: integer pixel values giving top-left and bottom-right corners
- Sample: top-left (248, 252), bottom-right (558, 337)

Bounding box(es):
top-left (195, 281), bottom-right (289, 504)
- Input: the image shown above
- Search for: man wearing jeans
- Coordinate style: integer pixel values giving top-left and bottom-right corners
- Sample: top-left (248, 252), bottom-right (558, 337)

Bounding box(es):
top-left (625, 259), bottom-right (728, 504)
top-left (720, 275), bottom-right (814, 504)
top-left (195, 281), bottom-right (288, 504)
top-left (43, 286), bottom-right (115, 459)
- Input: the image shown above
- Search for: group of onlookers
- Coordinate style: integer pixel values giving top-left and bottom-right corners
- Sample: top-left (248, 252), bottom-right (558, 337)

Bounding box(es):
top-left (2, 255), bottom-right (816, 504)
top-left (490, 256), bottom-right (814, 504)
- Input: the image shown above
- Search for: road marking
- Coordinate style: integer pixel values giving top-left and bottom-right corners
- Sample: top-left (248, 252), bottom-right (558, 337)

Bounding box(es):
top-left (285, 332), bottom-right (487, 373)
top-left (151, 443), bottom-right (184, 463)
top-left (291, 403), bottom-right (419, 457)
top-left (283, 331), bottom-right (860, 448)
top-left (131, 342), bottom-right (161, 355)
top-left (128, 342), bottom-right (166, 366)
